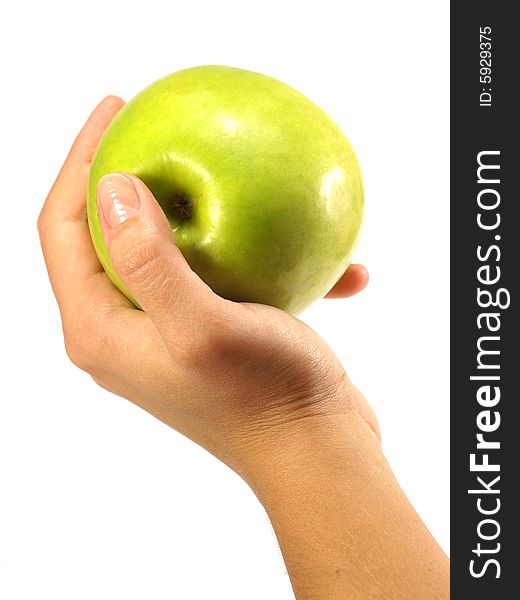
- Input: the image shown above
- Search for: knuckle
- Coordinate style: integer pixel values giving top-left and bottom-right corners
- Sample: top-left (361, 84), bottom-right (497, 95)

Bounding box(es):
top-left (62, 310), bottom-right (111, 373)
top-left (36, 208), bottom-right (48, 237)
top-left (64, 330), bottom-right (91, 371)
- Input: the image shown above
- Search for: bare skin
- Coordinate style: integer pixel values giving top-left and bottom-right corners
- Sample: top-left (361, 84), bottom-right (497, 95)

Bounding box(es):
top-left (38, 97), bottom-right (449, 599)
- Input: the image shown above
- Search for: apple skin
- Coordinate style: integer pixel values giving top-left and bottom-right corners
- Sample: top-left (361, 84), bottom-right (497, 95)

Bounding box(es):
top-left (87, 66), bottom-right (364, 314)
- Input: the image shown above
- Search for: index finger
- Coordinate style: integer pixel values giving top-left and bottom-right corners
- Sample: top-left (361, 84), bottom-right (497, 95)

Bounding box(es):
top-left (38, 96), bottom-right (130, 323)
top-left (40, 95), bottom-right (125, 223)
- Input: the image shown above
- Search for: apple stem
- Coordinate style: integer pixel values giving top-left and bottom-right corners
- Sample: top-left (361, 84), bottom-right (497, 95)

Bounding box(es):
top-left (172, 190), bottom-right (193, 221)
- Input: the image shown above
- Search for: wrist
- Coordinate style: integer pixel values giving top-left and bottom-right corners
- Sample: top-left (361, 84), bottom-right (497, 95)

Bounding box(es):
top-left (234, 385), bottom-right (383, 500)
top-left (234, 398), bottom-right (449, 600)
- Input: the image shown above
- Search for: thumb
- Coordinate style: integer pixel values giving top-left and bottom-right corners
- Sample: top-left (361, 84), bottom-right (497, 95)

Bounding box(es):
top-left (96, 172), bottom-right (220, 336)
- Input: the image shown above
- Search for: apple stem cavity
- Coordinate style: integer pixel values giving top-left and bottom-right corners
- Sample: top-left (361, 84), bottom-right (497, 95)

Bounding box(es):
top-left (171, 190), bottom-right (194, 222)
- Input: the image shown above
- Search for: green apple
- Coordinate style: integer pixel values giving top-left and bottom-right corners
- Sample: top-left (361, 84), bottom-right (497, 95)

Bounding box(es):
top-left (88, 65), bottom-right (363, 314)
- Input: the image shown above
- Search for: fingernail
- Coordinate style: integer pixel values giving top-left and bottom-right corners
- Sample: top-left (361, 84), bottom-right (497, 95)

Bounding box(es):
top-left (97, 173), bottom-right (141, 228)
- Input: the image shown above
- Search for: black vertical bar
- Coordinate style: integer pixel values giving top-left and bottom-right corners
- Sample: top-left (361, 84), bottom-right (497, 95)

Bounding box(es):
top-left (451, 3), bottom-right (519, 598)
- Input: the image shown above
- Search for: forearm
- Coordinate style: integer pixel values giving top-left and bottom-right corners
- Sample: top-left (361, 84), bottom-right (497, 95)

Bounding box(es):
top-left (244, 407), bottom-right (449, 600)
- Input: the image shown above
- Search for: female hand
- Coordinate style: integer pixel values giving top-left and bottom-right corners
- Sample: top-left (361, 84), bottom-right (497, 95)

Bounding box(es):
top-left (38, 96), bottom-right (376, 478)
top-left (38, 97), bottom-right (448, 600)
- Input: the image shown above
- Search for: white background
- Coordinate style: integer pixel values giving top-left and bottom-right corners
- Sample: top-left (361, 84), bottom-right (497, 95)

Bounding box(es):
top-left (0, 1), bottom-right (449, 598)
